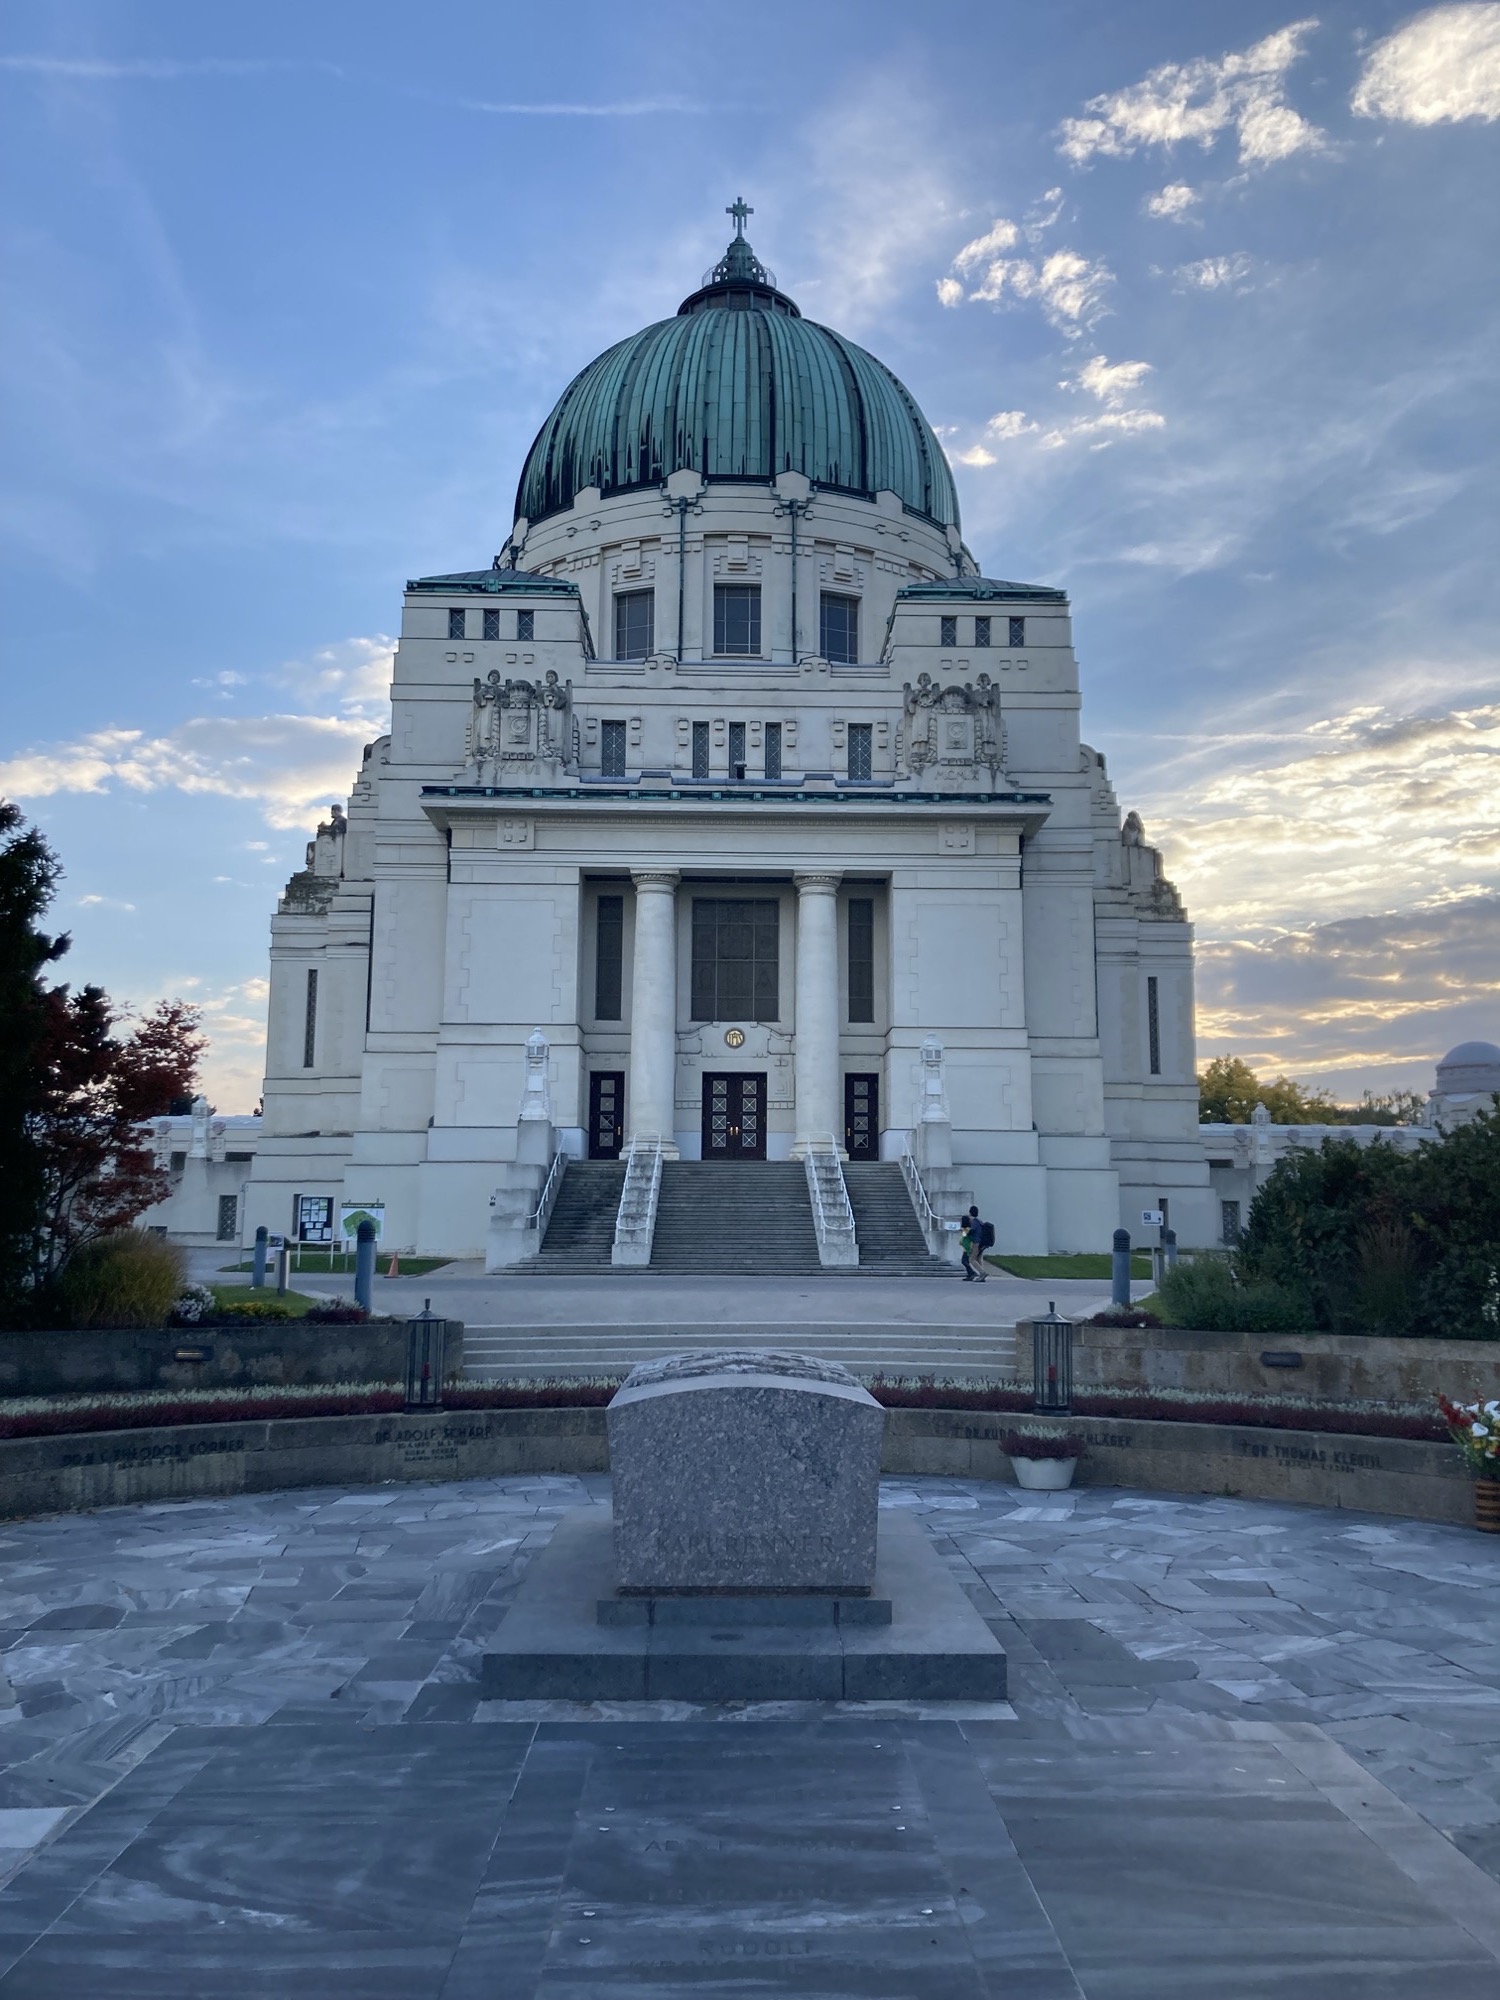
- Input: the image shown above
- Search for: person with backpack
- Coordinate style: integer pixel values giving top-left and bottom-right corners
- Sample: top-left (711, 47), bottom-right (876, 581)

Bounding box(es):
top-left (961, 1205), bottom-right (990, 1281)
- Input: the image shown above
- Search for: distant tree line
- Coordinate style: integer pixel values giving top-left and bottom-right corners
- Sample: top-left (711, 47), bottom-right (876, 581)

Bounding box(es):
top-left (0, 801), bottom-right (205, 1324)
top-left (1198, 1053), bottom-right (1426, 1127)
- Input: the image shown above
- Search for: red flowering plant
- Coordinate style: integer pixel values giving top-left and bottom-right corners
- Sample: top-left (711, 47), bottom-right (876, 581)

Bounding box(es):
top-left (1438, 1395), bottom-right (1500, 1481)
top-left (999, 1428), bottom-right (1085, 1461)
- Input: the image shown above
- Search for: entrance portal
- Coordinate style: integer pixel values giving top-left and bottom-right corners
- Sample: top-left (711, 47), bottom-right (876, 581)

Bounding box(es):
top-left (701, 1072), bottom-right (766, 1161)
top-left (588, 1071), bottom-right (625, 1159)
top-left (844, 1072), bottom-right (879, 1160)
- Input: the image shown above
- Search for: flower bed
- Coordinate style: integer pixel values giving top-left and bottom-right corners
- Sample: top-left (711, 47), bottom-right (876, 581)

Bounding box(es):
top-left (0, 1376), bottom-right (1446, 1445)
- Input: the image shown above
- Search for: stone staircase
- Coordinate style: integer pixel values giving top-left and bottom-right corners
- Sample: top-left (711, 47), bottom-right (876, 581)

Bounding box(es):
top-left (842, 1161), bottom-right (955, 1276)
top-left (531, 1160), bottom-right (625, 1271)
top-left (461, 1320), bottom-right (1018, 1382)
top-left (649, 1161), bottom-right (824, 1275)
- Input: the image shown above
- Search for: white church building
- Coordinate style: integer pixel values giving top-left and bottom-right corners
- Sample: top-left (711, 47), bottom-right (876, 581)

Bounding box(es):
top-left (242, 209), bottom-right (1215, 1262)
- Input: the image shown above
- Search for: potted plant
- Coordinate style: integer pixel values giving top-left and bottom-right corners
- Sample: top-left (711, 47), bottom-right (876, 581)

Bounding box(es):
top-left (1001, 1427), bottom-right (1085, 1491)
top-left (1438, 1396), bottom-right (1500, 1532)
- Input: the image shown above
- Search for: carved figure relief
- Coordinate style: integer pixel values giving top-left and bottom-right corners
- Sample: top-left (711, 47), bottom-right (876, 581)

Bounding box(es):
top-left (896, 672), bottom-right (1005, 784)
top-left (468, 670), bottom-right (575, 778)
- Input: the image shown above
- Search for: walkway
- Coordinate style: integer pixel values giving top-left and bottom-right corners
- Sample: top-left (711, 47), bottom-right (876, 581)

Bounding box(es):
top-left (190, 1254), bottom-right (1137, 1381)
top-left (1, 1476), bottom-right (1498, 1992)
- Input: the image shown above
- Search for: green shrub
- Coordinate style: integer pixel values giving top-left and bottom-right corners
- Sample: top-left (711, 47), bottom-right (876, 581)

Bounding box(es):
top-left (1157, 1253), bottom-right (1308, 1334)
top-left (57, 1230), bottom-right (185, 1328)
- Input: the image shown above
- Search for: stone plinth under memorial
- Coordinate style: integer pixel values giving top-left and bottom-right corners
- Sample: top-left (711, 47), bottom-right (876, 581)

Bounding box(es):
top-left (607, 1350), bottom-right (884, 1595)
top-left (482, 1347), bottom-right (1007, 1702)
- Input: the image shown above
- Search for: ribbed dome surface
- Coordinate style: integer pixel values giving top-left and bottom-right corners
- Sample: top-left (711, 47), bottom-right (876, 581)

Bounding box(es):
top-left (515, 254), bottom-right (960, 531)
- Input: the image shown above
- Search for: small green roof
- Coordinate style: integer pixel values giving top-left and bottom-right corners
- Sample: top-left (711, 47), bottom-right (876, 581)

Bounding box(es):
top-left (896, 576), bottom-right (1066, 603)
top-left (407, 567), bottom-right (580, 596)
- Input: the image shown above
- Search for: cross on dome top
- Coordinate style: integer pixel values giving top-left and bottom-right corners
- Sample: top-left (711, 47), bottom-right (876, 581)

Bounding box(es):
top-left (727, 196), bottom-right (753, 238)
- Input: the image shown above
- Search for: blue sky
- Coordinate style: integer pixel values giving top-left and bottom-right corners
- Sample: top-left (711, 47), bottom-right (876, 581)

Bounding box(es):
top-left (1, 0), bottom-right (1497, 1110)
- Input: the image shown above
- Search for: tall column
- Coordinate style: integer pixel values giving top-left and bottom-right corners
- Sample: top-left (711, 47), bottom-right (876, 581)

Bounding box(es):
top-left (792, 871), bottom-right (843, 1156)
top-left (627, 871), bottom-right (680, 1155)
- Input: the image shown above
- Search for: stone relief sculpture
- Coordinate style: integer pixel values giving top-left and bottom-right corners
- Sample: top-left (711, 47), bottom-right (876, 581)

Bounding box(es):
top-left (468, 669), bottom-right (576, 779)
top-left (896, 672), bottom-right (1005, 786)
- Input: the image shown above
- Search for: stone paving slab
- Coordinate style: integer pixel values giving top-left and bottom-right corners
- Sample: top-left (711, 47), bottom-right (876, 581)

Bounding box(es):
top-left (1, 1472), bottom-right (1498, 1993)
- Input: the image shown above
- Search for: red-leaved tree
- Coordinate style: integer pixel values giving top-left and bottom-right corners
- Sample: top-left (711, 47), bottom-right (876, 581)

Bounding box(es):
top-left (28, 986), bottom-right (206, 1281)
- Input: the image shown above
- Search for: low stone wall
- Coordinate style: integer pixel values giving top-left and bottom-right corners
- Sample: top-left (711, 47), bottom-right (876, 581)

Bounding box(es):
top-left (0, 1321), bottom-right (464, 1397)
top-left (882, 1409), bottom-right (1471, 1527)
top-left (1021, 1320), bottom-right (1500, 1408)
top-left (0, 1402), bottom-right (1472, 1528)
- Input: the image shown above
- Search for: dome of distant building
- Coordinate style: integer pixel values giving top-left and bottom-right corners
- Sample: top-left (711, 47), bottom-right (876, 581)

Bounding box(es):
top-left (515, 220), bottom-right (960, 531)
top-left (1435, 1041), bottom-right (1500, 1094)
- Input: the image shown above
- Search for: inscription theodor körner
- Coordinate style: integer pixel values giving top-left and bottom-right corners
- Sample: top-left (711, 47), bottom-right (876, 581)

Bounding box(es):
top-left (606, 1350), bottom-right (885, 1594)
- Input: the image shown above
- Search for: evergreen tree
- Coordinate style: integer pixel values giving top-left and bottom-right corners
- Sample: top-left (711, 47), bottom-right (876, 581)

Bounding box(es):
top-left (0, 802), bottom-right (67, 1302)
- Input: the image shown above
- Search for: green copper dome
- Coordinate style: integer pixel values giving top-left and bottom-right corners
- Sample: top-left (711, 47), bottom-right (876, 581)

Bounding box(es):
top-left (515, 222), bottom-right (960, 532)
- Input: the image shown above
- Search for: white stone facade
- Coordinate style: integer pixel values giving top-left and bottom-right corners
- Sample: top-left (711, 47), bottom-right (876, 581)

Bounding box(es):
top-left (242, 258), bottom-right (1216, 1257)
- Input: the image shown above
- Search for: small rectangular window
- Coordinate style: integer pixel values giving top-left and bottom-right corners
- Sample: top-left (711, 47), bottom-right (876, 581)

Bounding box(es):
top-left (821, 592), bottom-right (859, 665)
top-left (728, 721), bottom-right (746, 779)
top-left (595, 894), bottom-right (624, 1019)
top-left (1008, 614), bottom-right (1026, 648)
top-left (1147, 974), bottom-right (1161, 1076)
top-left (601, 720), bottom-right (627, 778)
top-left (1221, 1199), bottom-right (1242, 1246)
top-left (216, 1194), bottom-right (239, 1242)
top-left (764, 722), bottom-right (782, 780)
top-left (614, 590), bottom-right (654, 660)
top-left (448, 607), bottom-right (466, 640)
top-left (482, 607), bottom-right (500, 641)
top-left (169, 1151), bottom-right (187, 1175)
top-left (847, 722), bottom-right (872, 781)
top-left (517, 608), bottom-right (534, 641)
top-left (714, 584), bottom-right (761, 657)
top-left (692, 720), bottom-right (710, 779)
top-left (974, 615), bottom-right (991, 647)
top-left (847, 898), bottom-right (875, 1023)
top-left (303, 968), bottom-right (318, 1069)
top-left (940, 615), bottom-right (957, 647)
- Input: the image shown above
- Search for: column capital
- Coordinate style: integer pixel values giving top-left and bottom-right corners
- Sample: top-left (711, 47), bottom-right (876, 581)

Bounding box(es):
top-left (631, 869), bottom-right (681, 891)
top-left (792, 871), bottom-right (843, 894)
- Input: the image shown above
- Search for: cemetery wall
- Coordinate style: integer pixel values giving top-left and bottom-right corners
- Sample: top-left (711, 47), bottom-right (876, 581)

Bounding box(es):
top-left (0, 1402), bottom-right (1470, 1526)
top-left (0, 1322), bottom-right (463, 1397)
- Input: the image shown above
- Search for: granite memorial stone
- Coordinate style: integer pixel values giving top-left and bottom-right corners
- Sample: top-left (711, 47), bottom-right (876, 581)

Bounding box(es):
top-left (607, 1349), bottom-right (884, 1593)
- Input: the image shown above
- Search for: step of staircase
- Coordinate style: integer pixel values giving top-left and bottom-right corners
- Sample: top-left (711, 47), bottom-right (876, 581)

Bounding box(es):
top-left (649, 1161), bottom-right (824, 1274)
top-left (533, 1160), bottom-right (625, 1270)
top-left (462, 1320), bottom-right (1019, 1383)
top-left (841, 1161), bottom-right (954, 1276)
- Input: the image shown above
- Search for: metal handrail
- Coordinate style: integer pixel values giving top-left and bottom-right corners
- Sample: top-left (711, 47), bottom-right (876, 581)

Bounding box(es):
top-left (612, 1135), bottom-right (664, 1265)
top-left (527, 1150), bottom-right (568, 1237)
top-left (900, 1148), bottom-right (938, 1234)
top-left (804, 1134), bottom-right (857, 1263)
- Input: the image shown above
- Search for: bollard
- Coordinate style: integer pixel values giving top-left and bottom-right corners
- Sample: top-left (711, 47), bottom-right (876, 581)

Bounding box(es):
top-left (275, 1243), bottom-right (291, 1296)
top-left (251, 1225), bottom-right (268, 1290)
top-left (1111, 1227), bottom-right (1131, 1308)
top-left (1163, 1226), bottom-right (1178, 1271)
top-left (354, 1218), bottom-right (376, 1314)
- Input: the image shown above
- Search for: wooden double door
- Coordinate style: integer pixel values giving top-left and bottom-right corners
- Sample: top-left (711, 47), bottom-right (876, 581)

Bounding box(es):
top-left (701, 1073), bottom-right (766, 1160)
top-left (844, 1072), bottom-right (879, 1161)
top-left (588, 1071), bottom-right (625, 1159)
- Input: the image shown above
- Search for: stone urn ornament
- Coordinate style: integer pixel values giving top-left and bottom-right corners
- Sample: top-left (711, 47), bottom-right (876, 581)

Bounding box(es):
top-left (1002, 1428), bottom-right (1084, 1491)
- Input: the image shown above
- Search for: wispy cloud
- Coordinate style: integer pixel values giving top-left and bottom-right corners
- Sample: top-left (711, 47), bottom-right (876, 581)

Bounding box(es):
top-left (938, 217), bottom-right (1113, 334)
top-left (1174, 252), bottom-right (1257, 292)
top-left (1144, 181), bottom-right (1201, 220)
top-left (457, 97), bottom-right (704, 118)
top-left (0, 54), bottom-right (342, 79)
top-left (0, 638), bottom-right (393, 831)
top-left (1352, 2), bottom-right (1500, 125)
top-left (1058, 21), bottom-right (1327, 169)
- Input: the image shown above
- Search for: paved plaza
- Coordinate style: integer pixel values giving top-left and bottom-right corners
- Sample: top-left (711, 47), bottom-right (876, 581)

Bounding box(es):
top-left (2, 1474), bottom-right (1499, 1993)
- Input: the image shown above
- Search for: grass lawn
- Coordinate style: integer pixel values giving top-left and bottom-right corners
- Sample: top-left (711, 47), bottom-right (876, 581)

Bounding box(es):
top-left (221, 1253), bottom-right (453, 1277)
top-left (986, 1252), bottom-right (1154, 1280)
top-left (206, 1283), bottom-right (331, 1319)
